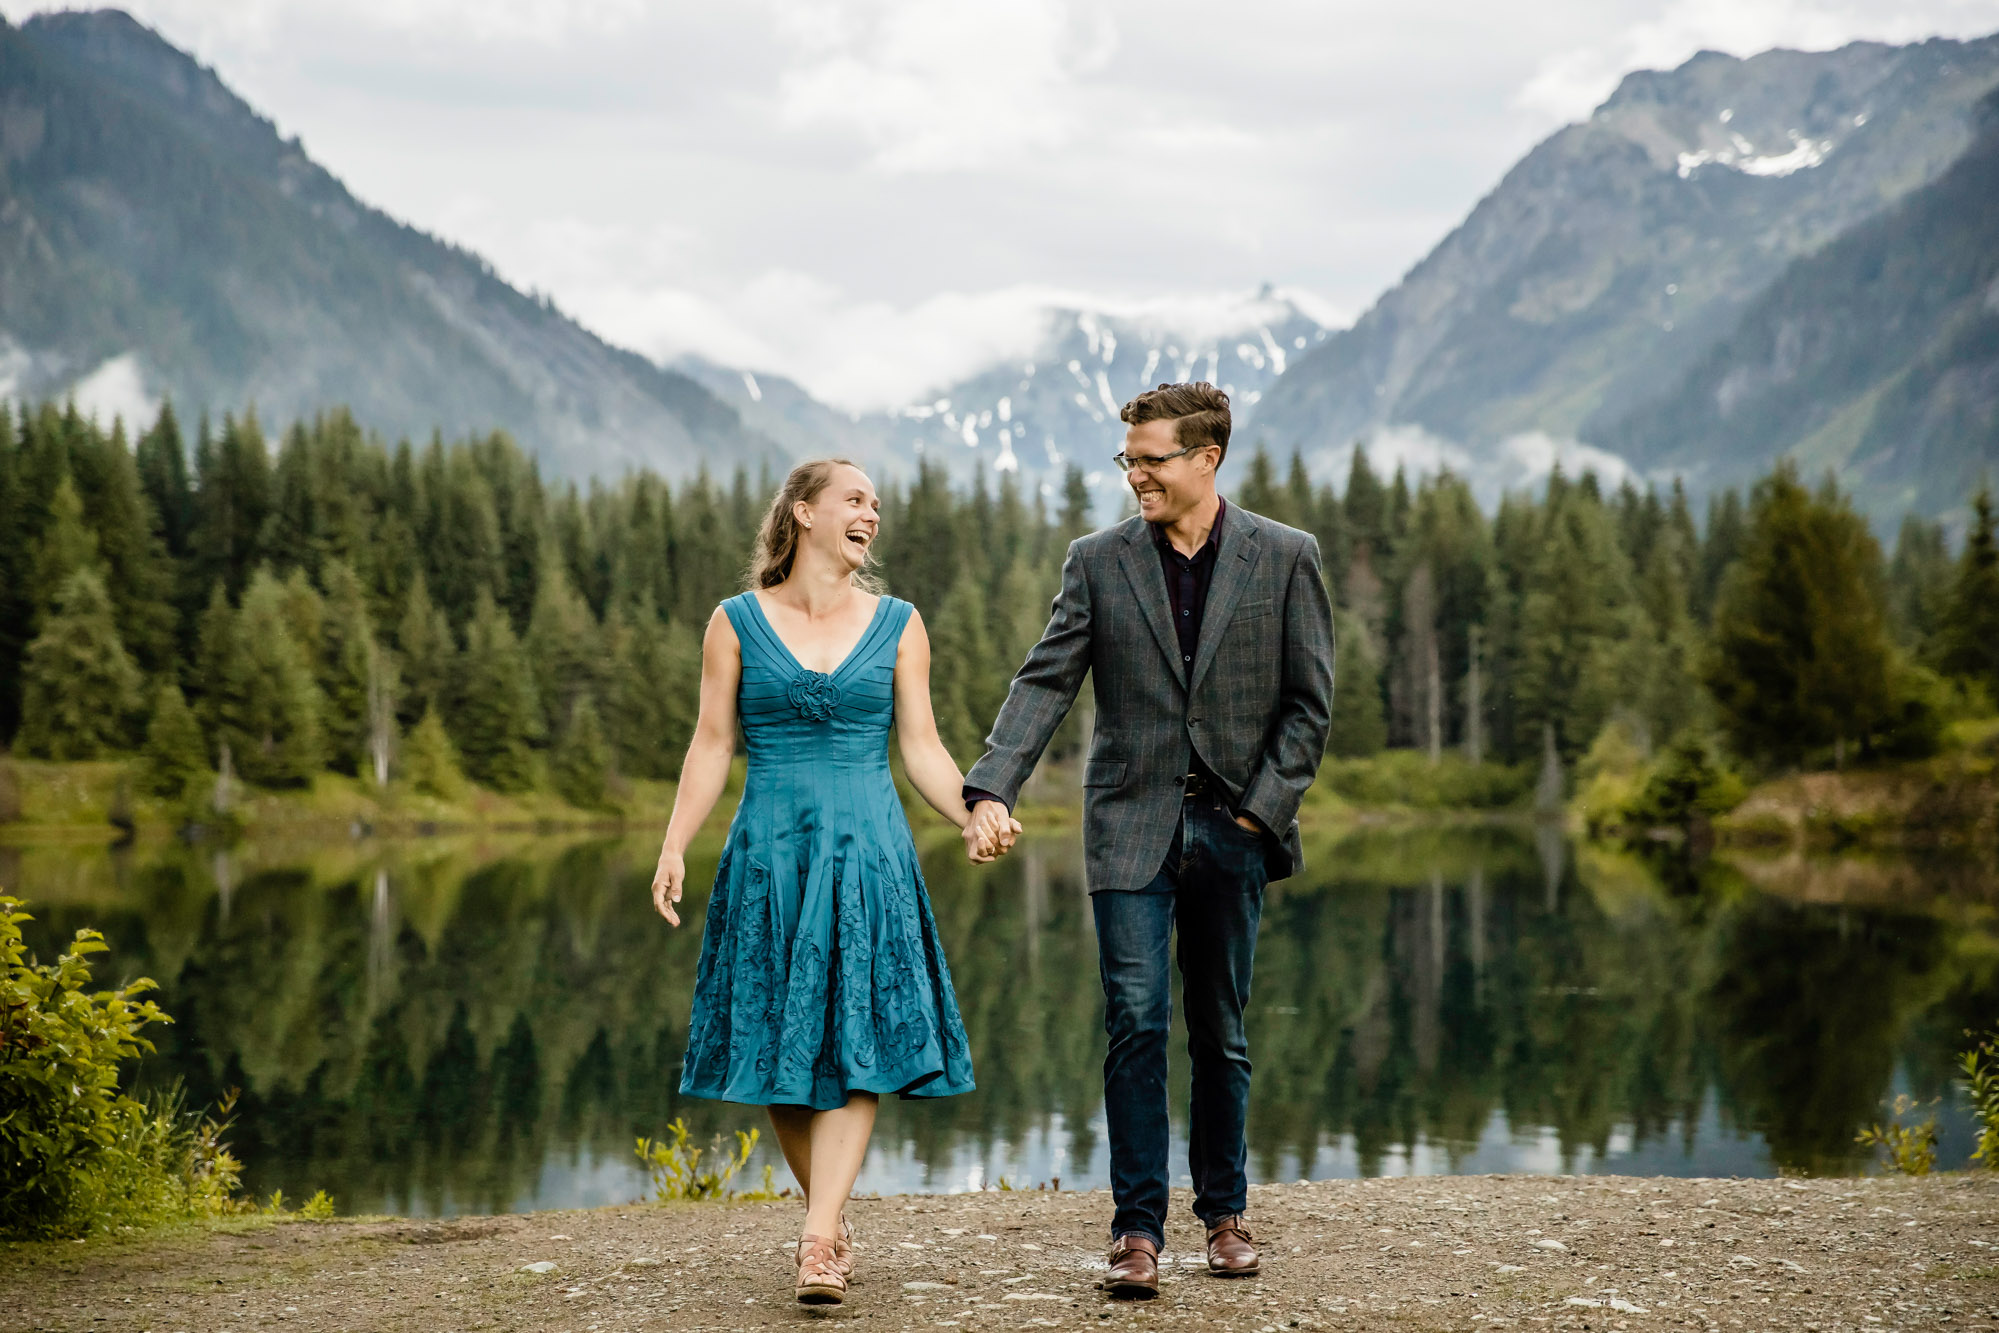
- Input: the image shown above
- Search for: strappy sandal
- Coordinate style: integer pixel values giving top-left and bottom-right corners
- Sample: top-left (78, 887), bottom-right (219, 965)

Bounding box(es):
top-left (795, 1233), bottom-right (847, 1304)
top-left (831, 1214), bottom-right (856, 1280)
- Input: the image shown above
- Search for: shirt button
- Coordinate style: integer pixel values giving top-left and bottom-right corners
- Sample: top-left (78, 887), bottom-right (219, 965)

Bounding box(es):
top-left (1181, 609), bottom-right (1190, 617)
top-left (1183, 654), bottom-right (1192, 662)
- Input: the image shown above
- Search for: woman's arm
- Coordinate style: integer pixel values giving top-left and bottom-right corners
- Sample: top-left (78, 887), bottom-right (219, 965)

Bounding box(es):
top-left (893, 610), bottom-right (1018, 863)
top-left (651, 607), bottom-right (742, 925)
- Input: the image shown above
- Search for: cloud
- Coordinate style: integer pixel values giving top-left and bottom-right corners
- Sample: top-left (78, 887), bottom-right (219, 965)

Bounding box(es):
top-left (772, 0), bottom-right (1117, 172)
top-left (68, 354), bottom-right (161, 431)
top-left (581, 276), bottom-right (1341, 411)
top-left (1517, 0), bottom-right (1999, 120)
top-left (1307, 424), bottom-right (1642, 508)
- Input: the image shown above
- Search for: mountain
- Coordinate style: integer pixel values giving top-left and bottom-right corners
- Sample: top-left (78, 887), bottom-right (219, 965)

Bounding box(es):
top-left (1250, 35), bottom-right (1999, 517)
top-left (678, 291), bottom-right (1330, 502)
top-left (0, 10), bottom-right (781, 478)
top-left (1594, 86), bottom-right (1999, 519)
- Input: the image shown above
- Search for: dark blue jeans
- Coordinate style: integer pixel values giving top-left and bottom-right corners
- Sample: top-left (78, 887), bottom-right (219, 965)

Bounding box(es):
top-left (1092, 792), bottom-right (1267, 1246)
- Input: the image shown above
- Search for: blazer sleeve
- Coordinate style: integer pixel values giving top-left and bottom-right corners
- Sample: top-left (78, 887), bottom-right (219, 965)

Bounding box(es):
top-left (1239, 535), bottom-right (1335, 834)
top-left (961, 539), bottom-right (1095, 808)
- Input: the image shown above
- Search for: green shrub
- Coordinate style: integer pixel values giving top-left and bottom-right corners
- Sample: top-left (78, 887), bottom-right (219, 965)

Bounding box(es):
top-left (0, 894), bottom-right (242, 1238)
top-left (1316, 750), bottom-right (1534, 811)
top-left (1856, 1096), bottom-right (1938, 1176)
top-left (1624, 733), bottom-right (1748, 831)
top-left (1963, 1029), bottom-right (1999, 1170)
top-left (635, 1119), bottom-right (775, 1201)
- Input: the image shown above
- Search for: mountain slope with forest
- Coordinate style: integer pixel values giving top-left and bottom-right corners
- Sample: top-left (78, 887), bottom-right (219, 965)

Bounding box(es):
top-left (1594, 87), bottom-right (1999, 519)
top-left (0, 10), bottom-right (780, 479)
top-left (1250, 35), bottom-right (1999, 518)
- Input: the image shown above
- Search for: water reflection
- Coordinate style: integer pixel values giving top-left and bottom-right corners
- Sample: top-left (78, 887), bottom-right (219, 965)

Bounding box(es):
top-left (6, 826), bottom-right (1995, 1218)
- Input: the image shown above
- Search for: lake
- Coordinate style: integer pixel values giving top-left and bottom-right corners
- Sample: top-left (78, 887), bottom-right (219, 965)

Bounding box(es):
top-left (7, 823), bottom-right (1995, 1217)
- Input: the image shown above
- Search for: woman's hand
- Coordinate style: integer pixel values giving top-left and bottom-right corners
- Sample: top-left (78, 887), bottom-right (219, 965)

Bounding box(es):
top-left (651, 846), bottom-right (686, 925)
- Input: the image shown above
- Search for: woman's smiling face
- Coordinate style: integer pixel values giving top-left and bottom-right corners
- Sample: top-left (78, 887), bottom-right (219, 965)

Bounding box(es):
top-left (798, 462), bottom-right (880, 573)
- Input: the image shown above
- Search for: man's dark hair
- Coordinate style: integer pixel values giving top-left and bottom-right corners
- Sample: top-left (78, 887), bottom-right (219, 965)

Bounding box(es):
top-left (1119, 381), bottom-right (1232, 462)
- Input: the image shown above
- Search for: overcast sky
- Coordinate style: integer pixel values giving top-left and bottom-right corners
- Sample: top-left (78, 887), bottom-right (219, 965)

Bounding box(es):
top-left (9, 0), bottom-right (1999, 409)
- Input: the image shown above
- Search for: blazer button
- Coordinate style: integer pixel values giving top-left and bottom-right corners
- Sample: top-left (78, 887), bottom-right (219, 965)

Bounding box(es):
top-left (1173, 775), bottom-right (1186, 785)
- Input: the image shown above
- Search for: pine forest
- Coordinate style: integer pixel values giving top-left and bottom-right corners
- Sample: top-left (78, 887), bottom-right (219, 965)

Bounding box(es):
top-left (4, 398), bottom-right (1997, 817)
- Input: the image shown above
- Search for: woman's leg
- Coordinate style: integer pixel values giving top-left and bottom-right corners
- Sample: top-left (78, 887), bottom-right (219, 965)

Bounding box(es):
top-left (802, 1092), bottom-right (878, 1239)
top-left (766, 1104), bottom-right (815, 1201)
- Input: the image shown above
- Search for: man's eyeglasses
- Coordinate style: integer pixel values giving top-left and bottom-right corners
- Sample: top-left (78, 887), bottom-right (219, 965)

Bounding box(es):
top-left (1112, 443), bottom-right (1206, 473)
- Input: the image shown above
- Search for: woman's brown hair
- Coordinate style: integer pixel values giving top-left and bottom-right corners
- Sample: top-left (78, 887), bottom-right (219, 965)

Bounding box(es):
top-left (746, 458), bottom-right (884, 591)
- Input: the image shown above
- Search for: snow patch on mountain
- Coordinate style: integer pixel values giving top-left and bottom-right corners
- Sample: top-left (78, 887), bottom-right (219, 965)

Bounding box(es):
top-left (1677, 129), bottom-right (1836, 178)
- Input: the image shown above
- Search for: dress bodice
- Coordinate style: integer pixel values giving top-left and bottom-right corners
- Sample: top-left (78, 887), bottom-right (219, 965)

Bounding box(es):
top-left (724, 592), bottom-right (910, 773)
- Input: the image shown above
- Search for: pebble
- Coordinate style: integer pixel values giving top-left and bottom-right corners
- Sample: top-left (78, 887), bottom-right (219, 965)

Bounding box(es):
top-left (518, 1261), bottom-right (557, 1274)
top-left (903, 1282), bottom-right (948, 1292)
top-left (1532, 1238), bottom-right (1567, 1251)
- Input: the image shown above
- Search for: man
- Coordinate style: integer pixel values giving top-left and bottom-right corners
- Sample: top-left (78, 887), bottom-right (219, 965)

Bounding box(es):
top-left (961, 382), bottom-right (1335, 1298)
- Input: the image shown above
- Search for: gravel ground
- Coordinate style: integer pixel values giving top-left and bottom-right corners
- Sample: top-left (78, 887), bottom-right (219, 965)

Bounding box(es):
top-left (6, 1174), bottom-right (1997, 1332)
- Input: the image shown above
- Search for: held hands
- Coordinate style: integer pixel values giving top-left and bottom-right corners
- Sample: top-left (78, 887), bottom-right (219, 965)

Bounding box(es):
top-left (963, 799), bottom-right (1023, 864)
top-left (650, 845), bottom-right (686, 926)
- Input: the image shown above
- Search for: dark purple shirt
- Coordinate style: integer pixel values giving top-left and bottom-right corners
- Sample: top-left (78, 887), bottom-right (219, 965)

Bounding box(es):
top-left (966, 499), bottom-right (1225, 812)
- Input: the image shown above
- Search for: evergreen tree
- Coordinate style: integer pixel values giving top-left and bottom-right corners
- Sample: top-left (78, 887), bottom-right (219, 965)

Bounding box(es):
top-left (318, 561), bottom-right (377, 773)
top-left (16, 571), bottom-right (142, 759)
top-left (1699, 488), bottom-right (1747, 619)
top-left (30, 474), bottom-right (101, 615)
top-left (1706, 467), bottom-right (1897, 766)
top-left (928, 568), bottom-right (1001, 763)
top-left (603, 599), bottom-right (698, 780)
top-left (1237, 448), bottom-right (1286, 523)
top-left (1631, 532), bottom-right (1706, 746)
top-left (524, 539), bottom-right (602, 732)
top-left (278, 567), bottom-right (325, 660)
top-left (395, 571), bottom-right (457, 725)
top-left (135, 401), bottom-right (193, 560)
top-left (192, 582), bottom-right (238, 739)
top-left (222, 569), bottom-right (327, 786)
top-left (403, 705), bottom-right (468, 799)
top-left (551, 692), bottom-right (611, 810)
top-left (1936, 485), bottom-right (1999, 694)
top-left (1343, 445), bottom-right (1387, 558)
top-left (187, 412), bottom-right (272, 601)
top-left (67, 420), bottom-right (177, 672)
top-left (1886, 514), bottom-right (1954, 655)
top-left (1326, 610), bottom-right (1387, 758)
top-left (1512, 485), bottom-right (1639, 758)
top-left (141, 680), bottom-right (209, 800)
top-left (453, 588), bottom-right (541, 792)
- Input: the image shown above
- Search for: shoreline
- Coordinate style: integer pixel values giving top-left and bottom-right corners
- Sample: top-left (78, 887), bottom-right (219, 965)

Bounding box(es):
top-left (5, 1173), bottom-right (1993, 1331)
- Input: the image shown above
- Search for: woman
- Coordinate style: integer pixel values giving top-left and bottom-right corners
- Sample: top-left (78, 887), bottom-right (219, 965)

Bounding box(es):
top-left (650, 458), bottom-right (1017, 1305)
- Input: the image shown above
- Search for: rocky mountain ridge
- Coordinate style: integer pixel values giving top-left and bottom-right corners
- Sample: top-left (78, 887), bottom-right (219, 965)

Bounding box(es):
top-left (1251, 34), bottom-right (1999, 521)
top-left (0, 9), bottom-right (780, 479)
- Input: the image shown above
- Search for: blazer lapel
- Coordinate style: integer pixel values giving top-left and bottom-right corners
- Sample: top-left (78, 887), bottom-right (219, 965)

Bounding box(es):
top-left (1118, 522), bottom-right (1187, 688)
top-left (1188, 508), bottom-right (1263, 697)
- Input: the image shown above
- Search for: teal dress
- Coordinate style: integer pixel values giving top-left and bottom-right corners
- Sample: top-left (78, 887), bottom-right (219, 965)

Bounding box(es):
top-left (679, 593), bottom-right (976, 1111)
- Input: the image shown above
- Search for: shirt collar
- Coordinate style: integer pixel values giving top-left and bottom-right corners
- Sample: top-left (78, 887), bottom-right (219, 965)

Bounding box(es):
top-left (1150, 495), bottom-right (1226, 559)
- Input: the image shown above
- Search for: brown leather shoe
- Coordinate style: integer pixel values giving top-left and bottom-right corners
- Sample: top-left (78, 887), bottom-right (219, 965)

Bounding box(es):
top-left (1205, 1215), bottom-right (1259, 1276)
top-left (1101, 1233), bottom-right (1160, 1299)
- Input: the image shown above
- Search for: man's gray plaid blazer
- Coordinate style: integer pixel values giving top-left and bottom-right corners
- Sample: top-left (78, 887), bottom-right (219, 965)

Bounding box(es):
top-left (965, 504), bottom-right (1336, 893)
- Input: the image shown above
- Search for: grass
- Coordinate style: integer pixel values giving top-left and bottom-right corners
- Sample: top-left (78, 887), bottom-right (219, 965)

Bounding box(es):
top-left (0, 757), bottom-right (691, 842)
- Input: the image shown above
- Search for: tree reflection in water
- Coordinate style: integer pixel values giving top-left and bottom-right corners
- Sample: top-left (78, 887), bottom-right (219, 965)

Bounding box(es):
top-left (8, 827), bottom-right (1995, 1217)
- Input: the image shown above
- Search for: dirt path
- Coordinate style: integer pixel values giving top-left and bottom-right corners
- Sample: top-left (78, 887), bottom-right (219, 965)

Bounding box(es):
top-left (6, 1174), bottom-right (1996, 1332)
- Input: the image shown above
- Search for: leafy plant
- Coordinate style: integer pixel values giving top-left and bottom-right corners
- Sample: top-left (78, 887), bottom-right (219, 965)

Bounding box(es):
top-left (635, 1118), bottom-right (763, 1202)
top-left (0, 894), bottom-right (246, 1237)
top-left (1856, 1095), bottom-right (1938, 1176)
top-left (1961, 1029), bottom-right (1999, 1169)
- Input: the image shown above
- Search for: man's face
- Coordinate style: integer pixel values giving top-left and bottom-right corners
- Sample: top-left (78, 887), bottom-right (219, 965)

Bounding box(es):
top-left (1123, 417), bottom-right (1218, 525)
